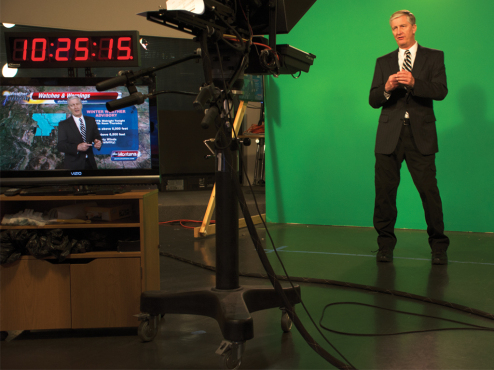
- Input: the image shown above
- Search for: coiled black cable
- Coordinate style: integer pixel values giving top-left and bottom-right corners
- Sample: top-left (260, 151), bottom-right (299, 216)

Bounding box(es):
top-left (319, 302), bottom-right (494, 337)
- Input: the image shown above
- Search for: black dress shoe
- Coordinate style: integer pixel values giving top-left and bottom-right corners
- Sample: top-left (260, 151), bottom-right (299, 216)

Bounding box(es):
top-left (376, 248), bottom-right (393, 262)
top-left (432, 250), bottom-right (448, 265)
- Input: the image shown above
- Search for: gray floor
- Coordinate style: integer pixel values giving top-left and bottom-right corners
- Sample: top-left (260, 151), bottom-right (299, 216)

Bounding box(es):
top-left (2, 187), bottom-right (494, 369)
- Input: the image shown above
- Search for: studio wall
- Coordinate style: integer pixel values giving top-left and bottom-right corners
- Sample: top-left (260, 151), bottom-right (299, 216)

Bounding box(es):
top-left (265, 1), bottom-right (494, 233)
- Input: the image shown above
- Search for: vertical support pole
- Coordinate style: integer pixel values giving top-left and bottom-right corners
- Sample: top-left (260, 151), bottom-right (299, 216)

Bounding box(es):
top-left (196, 101), bottom-right (247, 237)
top-left (215, 121), bottom-right (240, 290)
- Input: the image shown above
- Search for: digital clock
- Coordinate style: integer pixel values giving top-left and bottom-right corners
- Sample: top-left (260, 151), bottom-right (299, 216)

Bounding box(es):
top-left (5, 30), bottom-right (141, 68)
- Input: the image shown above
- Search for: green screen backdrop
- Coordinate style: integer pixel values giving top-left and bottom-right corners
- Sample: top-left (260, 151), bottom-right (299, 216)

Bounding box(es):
top-left (265, 1), bottom-right (494, 233)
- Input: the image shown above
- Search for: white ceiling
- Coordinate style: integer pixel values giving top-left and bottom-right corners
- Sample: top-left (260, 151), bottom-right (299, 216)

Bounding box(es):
top-left (0, 0), bottom-right (193, 38)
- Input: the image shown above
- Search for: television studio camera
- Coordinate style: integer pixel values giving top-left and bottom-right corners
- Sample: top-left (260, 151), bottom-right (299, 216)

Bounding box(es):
top-left (95, 2), bottom-right (354, 370)
top-left (96, 0), bottom-right (317, 117)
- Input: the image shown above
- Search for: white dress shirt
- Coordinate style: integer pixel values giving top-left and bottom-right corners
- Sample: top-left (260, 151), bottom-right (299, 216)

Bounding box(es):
top-left (398, 41), bottom-right (418, 71)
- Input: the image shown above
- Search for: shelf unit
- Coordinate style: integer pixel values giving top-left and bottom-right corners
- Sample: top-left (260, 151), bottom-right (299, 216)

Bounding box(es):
top-left (0, 190), bottom-right (160, 331)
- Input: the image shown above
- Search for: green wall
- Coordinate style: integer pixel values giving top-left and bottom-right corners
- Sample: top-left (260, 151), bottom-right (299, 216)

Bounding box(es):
top-left (265, 1), bottom-right (494, 233)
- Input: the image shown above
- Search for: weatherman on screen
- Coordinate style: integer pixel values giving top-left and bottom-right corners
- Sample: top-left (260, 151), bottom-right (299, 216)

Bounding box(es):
top-left (57, 96), bottom-right (102, 170)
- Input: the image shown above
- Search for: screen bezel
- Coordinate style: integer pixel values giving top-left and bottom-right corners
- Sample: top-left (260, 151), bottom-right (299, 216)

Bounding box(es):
top-left (0, 76), bottom-right (159, 186)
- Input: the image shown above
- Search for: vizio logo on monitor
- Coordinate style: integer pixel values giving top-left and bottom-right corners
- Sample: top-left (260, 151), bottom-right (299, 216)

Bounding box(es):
top-left (111, 150), bottom-right (140, 161)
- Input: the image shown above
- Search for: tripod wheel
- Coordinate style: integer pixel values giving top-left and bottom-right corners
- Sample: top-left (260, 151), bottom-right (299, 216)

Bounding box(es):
top-left (222, 342), bottom-right (244, 370)
top-left (138, 315), bottom-right (161, 342)
top-left (281, 310), bottom-right (293, 333)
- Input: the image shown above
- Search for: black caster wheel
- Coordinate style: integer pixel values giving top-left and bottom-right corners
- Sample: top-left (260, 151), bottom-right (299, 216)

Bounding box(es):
top-left (281, 310), bottom-right (293, 333)
top-left (218, 341), bottom-right (245, 370)
top-left (223, 342), bottom-right (244, 370)
top-left (138, 315), bottom-right (161, 342)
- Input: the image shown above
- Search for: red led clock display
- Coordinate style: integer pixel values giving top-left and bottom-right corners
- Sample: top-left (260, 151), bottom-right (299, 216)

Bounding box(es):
top-left (5, 31), bottom-right (140, 68)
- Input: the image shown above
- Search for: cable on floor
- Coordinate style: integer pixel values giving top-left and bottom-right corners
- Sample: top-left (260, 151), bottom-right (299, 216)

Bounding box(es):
top-left (159, 220), bottom-right (215, 229)
top-left (161, 247), bottom-right (494, 341)
top-left (319, 302), bottom-right (494, 337)
top-left (160, 250), bottom-right (494, 324)
top-left (208, 111), bottom-right (356, 367)
top-left (227, 155), bottom-right (494, 344)
top-left (227, 141), bottom-right (356, 369)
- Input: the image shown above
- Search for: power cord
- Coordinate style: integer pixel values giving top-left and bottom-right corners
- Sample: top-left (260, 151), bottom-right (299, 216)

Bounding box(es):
top-left (159, 219), bottom-right (215, 229)
top-left (159, 250), bottom-right (494, 362)
top-left (230, 156), bottom-right (355, 369)
top-left (319, 302), bottom-right (494, 337)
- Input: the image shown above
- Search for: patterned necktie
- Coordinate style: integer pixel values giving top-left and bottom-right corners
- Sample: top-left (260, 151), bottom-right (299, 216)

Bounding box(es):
top-left (402, 50), bottom-right (412, 72)
top-left (403, 50), bottom-right (412, 118)
top-left (79, 118), bottom-right (86, 142)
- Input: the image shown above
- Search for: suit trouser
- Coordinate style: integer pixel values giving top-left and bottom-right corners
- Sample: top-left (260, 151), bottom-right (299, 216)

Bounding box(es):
top-left (373, 123), bottom-right (449, 252)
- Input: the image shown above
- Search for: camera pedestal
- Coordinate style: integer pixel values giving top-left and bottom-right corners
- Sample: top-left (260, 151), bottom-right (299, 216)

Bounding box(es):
top-left (138, 107), bottom-right (301, 368)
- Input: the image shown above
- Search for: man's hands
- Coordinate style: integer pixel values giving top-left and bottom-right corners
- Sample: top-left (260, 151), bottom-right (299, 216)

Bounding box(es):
top-left (77, 142), bottom-right (92, 152)
top-left (385, 70), bottom-right (415, 92)
top-left (396, 70), bottom-right (415, 88)
top-left (385, 73), bottom-right (400, 92)
top-left (77, 139), bottom-right (102, 152)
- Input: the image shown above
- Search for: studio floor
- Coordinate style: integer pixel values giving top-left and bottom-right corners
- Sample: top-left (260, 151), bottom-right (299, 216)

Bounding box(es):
top-left (1, 187), bottom-right (494, 370)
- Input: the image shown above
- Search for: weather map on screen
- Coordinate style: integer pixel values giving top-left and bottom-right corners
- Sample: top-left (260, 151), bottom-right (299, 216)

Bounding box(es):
top-left (0, 84), bottom-right (153, 171)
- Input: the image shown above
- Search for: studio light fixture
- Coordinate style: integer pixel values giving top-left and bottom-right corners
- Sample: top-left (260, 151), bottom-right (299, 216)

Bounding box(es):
top-left (2, 63), bottom-right (18, 78)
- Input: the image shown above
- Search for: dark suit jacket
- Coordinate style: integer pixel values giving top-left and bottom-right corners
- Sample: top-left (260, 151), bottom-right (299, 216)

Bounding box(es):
top-left (369, 44), bottom-right (448, 155)
top-left (57, 115), bottom-right (102, 170)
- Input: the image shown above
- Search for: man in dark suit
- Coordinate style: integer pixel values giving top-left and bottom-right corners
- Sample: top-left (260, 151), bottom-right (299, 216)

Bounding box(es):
top-left (57, 96), bottom-right (102, 170)
top-left (369, 10), bottom-right (449, 265)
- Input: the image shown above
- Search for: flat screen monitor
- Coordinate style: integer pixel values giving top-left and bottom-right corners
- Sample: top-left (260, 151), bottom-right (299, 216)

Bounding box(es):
top-left (0, 77), bottom-right (159, 186)
top-left (240, 75), bottom-right (263, 103)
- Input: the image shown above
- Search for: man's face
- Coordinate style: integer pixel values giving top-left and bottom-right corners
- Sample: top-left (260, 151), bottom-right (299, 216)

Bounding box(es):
top-left (391, 15), bottom-right (416, 49)
top-left (68, 99), bottom-right (83, 117)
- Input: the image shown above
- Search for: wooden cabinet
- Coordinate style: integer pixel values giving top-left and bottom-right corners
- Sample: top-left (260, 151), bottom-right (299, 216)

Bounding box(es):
top-left (0, 190), bottom-right (160, 331)
top-left (70, 257), bottom-right (142, 328)
top-left (1, 259), bottom-right (72, 330)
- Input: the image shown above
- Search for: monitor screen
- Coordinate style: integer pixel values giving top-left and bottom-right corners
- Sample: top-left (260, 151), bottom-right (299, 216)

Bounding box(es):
top-left (240, 74), bottom-right (263, 102)
top-left (0, 77), bottom-right (159, 186)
